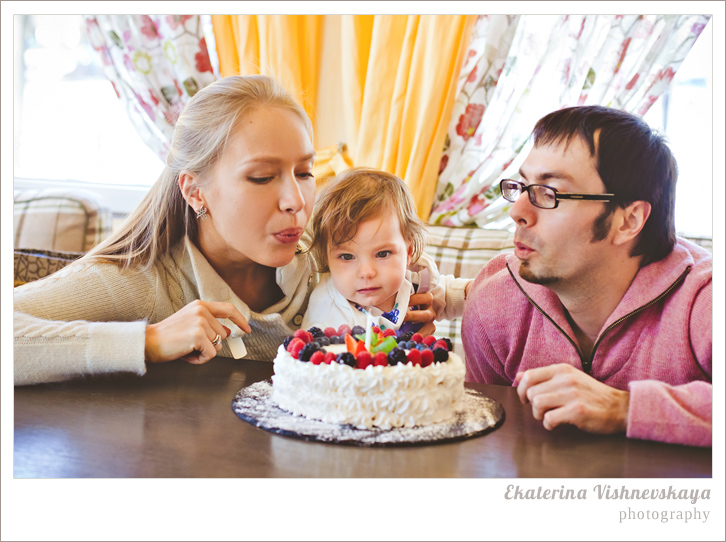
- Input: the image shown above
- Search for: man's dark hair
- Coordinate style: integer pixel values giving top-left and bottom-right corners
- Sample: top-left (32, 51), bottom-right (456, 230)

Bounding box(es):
top-left (531, 105), bottom-right (677, 266)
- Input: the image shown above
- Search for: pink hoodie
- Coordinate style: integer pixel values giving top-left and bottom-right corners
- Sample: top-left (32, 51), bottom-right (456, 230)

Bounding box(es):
top-left (463, 238), bottom-right (712, 447)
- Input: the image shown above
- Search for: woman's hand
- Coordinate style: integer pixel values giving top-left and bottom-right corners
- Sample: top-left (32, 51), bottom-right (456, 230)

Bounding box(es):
top-left (405, 291), bottom-right (436, 336)
top-left (145, 300), bottom-right (251, 365)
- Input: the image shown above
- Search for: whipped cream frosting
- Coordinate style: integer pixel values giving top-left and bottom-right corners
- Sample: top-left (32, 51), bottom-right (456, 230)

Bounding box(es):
top-left (271, 344), bottom-right (466, 429)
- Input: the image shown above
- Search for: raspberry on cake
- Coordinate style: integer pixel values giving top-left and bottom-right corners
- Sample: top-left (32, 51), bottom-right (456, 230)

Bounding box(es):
top-left (271, 325), bottom-right (465, 429)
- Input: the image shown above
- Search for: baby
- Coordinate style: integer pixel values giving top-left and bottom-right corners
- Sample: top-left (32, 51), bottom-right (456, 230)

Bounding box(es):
top-left (302, 167), bottom-right (471, 333)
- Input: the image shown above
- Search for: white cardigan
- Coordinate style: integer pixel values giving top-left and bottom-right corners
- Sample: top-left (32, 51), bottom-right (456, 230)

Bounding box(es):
top-left (14, 237), bottom-right (317, 385)
top-left (301, 252), bottom-right (469, 332)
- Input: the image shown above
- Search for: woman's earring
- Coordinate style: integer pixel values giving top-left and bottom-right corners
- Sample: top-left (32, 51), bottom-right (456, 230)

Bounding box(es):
top-left (196, 206), bottom-right (208, 221)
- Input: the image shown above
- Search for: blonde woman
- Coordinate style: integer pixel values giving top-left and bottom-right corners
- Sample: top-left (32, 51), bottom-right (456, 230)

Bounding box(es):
top-left (14, 75), bottom-right (435, 386)
top-left (15, 75), bottom-right (316, 385)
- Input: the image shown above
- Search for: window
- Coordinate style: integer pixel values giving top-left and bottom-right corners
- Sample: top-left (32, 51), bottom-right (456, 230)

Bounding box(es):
top-left (14, 15), bottom-right (166, 212)
top-left (643, 19), bottom-right (712, 240)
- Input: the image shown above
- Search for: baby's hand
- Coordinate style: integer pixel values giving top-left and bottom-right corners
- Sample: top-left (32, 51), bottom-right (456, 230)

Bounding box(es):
top-left (404, 292), bottom-right (436, 336)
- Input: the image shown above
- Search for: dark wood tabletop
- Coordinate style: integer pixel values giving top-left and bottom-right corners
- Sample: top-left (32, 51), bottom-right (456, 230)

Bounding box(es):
top-left (14, 357), bottom-right (711, 478)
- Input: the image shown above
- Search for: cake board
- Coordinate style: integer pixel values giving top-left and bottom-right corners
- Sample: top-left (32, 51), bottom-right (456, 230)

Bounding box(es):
top-left (232, 380), bottom-right (505, 447)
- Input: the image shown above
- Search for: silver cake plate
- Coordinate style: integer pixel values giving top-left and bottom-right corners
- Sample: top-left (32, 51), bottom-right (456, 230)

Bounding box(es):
top-left (232, 380), bottom-right (505, 447)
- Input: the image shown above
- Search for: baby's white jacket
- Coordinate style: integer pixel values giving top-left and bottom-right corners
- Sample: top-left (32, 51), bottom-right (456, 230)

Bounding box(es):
top-left (301, 252), bottom-right (469, 332)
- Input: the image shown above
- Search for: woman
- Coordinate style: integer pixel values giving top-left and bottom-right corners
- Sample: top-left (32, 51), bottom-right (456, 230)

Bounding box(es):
top-left (14, 75), bottom-right (434, 386)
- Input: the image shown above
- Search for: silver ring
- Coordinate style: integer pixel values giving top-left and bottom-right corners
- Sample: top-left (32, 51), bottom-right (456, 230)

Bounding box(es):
top-left (211, 334), bottom-right (221, 346)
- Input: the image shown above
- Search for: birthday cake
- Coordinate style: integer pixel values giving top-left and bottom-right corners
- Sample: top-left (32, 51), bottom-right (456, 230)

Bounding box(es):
top-left (271, 325), bottom-right (465, 429)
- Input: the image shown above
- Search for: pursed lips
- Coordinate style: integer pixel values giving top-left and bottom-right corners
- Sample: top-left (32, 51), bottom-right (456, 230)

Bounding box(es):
top-left (514, 228), bottom-right (536, 251)
top-left (514, 239), bottom-right (535, 257)
top-left (515, 241), bottom-right (533, 251)
top-left (273, 227), bottom-right (303, 244)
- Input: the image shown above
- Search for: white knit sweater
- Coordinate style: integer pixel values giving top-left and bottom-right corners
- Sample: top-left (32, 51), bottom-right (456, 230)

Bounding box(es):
top-left (14, 237), bottom-right (317, 385)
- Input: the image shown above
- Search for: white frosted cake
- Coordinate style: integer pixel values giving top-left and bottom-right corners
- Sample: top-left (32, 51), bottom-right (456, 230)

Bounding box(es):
top-left (271, 325), bottom-right (465, 429)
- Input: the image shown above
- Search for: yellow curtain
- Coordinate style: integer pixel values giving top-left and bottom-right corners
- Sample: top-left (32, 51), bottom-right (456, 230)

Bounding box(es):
top-left (342, 15), bottom-right (477, 220)
top-left (211, 15), bottom-right (324, 136)
top-left (211, 14), bottom-right (476, 220)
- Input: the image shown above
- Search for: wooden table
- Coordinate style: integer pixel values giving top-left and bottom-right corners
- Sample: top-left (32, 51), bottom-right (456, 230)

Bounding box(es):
top-left (14, 357), bottom-right (711, 478)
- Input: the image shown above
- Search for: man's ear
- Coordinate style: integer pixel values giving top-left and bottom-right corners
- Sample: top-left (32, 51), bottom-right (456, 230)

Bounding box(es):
top-left (613, 201), bottom-right (651, 246)
top-left (178, 171), bottom-right (204, 212)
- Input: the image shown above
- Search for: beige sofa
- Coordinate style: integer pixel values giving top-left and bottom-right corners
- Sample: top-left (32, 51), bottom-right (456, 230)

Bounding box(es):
top-left (13, 186), bottom-right (514, 361)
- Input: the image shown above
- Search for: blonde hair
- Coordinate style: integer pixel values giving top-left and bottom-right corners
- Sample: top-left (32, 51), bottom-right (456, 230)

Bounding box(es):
top-left (85, 75), bottom-right (312, 271)
top-left (310, 167), bottom-right (426, 272)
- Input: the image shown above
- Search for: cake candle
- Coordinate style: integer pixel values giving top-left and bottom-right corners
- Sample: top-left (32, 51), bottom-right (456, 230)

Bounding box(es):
top-left (365, 310), bottom-right (373, 350)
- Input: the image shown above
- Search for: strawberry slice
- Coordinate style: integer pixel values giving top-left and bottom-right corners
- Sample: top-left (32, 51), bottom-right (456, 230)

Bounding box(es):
top-left (355, 339), bottom-right (368, 355)
top-left (345, 333), bottom-right (358, 354)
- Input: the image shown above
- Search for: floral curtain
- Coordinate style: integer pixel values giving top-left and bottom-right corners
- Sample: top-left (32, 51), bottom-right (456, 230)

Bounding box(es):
top-left (84, 15), bottom-right (218, 161)
top-left (429, 14), bottom-right (711, 228)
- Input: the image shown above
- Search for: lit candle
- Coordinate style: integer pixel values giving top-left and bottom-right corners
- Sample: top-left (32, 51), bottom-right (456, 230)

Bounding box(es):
top-left (365, 310), bottom-right (373, 350)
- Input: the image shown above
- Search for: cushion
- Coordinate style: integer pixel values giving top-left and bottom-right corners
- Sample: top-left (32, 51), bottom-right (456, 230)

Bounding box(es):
top-left (14, 188), bottom-right (112, 253)
top-left (425, 225), bottom-right (515, 280)
top-left (424, 225), bottom-right (515, 361)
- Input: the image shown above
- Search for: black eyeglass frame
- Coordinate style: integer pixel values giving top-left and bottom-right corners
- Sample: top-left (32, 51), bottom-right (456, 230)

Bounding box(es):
top-left (499, 179), bottom-right (615, 209)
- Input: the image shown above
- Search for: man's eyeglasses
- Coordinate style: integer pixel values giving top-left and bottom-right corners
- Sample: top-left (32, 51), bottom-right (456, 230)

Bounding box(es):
top-left (499, 179), bottom-right (615, 210)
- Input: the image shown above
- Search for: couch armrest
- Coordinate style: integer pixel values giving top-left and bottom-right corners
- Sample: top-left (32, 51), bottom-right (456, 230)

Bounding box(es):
top-left (14, 248), bottom-right (84, 287)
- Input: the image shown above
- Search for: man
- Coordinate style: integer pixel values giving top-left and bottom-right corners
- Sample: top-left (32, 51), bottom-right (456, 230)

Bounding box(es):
top-left (462, 106), bottom-right (711, 446)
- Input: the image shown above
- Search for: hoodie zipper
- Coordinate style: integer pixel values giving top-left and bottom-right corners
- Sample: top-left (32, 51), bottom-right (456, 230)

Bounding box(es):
top-left (507, 264), bottom-right (692, 375)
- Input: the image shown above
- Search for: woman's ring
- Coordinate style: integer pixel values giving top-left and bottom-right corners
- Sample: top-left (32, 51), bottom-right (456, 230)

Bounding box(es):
top-left (211, 334), bottom-right (222, 346)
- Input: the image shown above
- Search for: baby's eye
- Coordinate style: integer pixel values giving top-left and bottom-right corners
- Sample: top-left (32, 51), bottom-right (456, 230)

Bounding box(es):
top-left (296, 172), bottom-right (315, 180)
top-left (376, 250), bottom-right (392, 258)
top-left (338, 253), bottom-right (354, 261)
